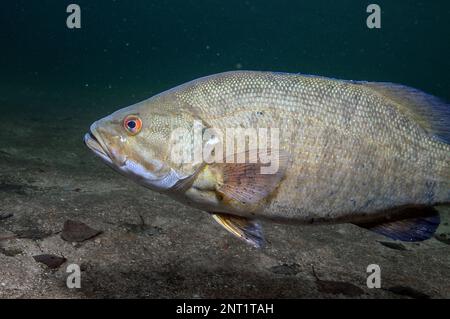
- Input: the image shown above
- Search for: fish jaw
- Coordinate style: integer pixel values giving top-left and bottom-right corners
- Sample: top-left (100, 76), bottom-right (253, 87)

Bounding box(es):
top-left (121, 158), bottom-right (190, 191)
top-left (83, 131), bottom-right (114, 166)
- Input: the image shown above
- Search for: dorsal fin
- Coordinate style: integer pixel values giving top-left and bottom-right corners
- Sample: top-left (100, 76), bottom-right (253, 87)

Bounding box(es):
top-left (361, 82), bottom-right (450, 143)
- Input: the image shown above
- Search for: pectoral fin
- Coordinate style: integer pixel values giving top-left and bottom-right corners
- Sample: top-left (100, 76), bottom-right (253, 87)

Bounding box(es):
top-left (211, 213), bottom-right (265, 248)
top-left (354, 207), bottom-right (440, 242)
top-left (211, 149), bottom-right (290, 206)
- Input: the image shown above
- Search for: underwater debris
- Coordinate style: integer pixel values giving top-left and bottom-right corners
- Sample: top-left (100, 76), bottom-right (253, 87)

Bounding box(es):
top-left (384, 286), bottom-right (430, 299)
top-left (269, 263), bottom-right (301, 276)
top-left (312, 266), bottom-right (364, 297)
top-left (33, 254), bottom-right (67, 269)
top-left (61, 220), bottom-right (102, 242)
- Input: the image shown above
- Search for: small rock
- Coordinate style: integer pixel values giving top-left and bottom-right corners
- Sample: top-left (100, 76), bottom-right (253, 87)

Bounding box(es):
top-left (33, 254), bottom-right (67, 269)
top-left (61, 220), bottom-right (102, 242)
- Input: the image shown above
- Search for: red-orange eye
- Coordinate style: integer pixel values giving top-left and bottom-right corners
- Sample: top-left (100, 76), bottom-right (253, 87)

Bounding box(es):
top-left (123, 115), bottom-right (142, 135)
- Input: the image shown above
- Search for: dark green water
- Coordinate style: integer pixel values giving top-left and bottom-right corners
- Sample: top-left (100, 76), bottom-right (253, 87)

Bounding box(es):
top-left (0, 0), bottom-right (449, 118)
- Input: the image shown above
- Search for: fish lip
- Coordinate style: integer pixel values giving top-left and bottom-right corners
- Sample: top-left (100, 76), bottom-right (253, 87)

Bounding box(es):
top-left (84, 131), bottom-right (113, 165)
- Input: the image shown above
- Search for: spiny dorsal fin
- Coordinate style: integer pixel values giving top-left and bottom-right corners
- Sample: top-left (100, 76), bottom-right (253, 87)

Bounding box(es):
top-left (354, 207), bottom-right (440, 242)
top-left (362, 82), bottom-right (450, 143)
top-left (211, 213), bottom-right (265, 248)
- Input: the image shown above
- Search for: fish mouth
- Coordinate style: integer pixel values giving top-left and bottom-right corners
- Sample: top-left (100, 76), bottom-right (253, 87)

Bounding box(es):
top-left (83, 126), bottom-right (186, 191)
top-left (84, 131), bottom-right (113, 165)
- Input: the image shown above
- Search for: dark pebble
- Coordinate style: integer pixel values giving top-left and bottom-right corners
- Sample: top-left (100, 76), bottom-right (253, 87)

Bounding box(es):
top-left (33, 254), bottom-right (67, 269)
top-left (61, 220), bottom-right (102, 242)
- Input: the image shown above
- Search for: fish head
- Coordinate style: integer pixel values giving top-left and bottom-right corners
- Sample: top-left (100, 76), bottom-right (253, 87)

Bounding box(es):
top-left (84, 98), bottom-right (200, 192)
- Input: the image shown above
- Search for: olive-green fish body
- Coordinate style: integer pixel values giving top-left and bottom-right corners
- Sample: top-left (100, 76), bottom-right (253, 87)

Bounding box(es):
top-left (85, 71), bottom-right (450, 247)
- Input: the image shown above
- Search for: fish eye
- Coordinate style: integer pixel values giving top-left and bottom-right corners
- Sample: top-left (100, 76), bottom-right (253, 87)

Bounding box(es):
top-left (123, 115), bottom-right (142, 135)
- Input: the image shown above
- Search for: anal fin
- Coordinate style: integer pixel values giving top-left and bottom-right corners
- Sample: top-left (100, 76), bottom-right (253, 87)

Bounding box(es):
top-left (211, 213), bottom-right (265, 248)
top-left (354, 207), bottom-right (440, 242)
